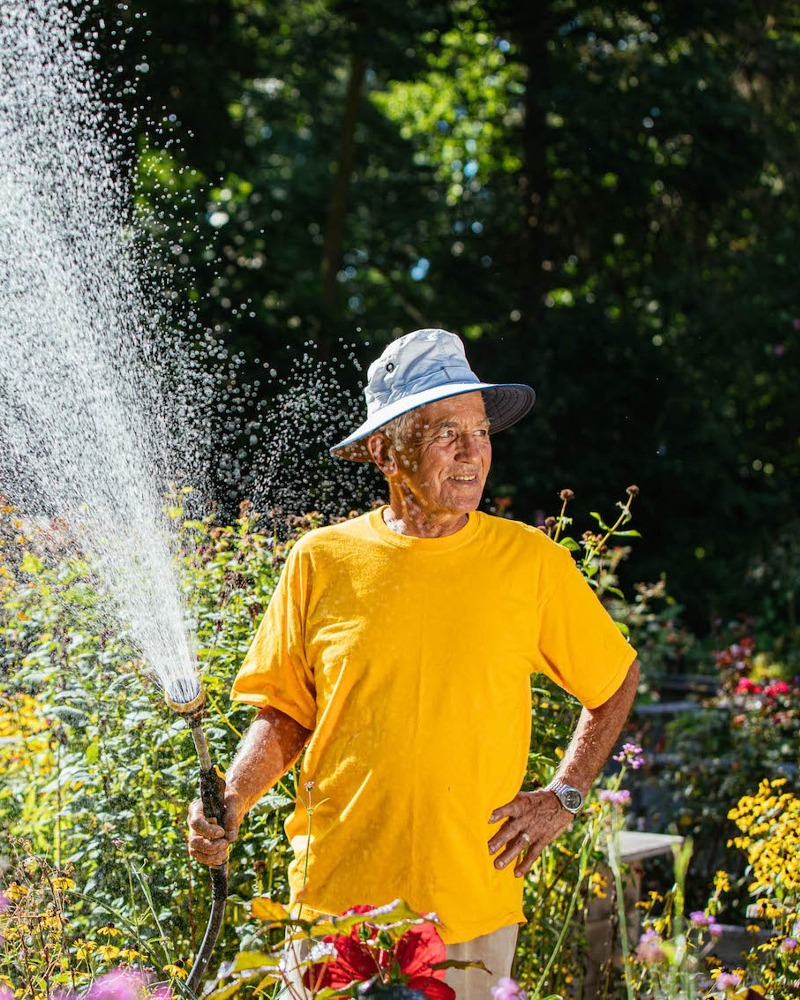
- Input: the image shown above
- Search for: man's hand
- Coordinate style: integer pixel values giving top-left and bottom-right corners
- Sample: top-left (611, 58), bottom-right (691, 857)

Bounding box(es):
top-left (188, 791), bottom-right (245, 867)
top-left (186, 705), bottom-right (312, 867)
top-left (488, 788), bottom-right (575, 878)
top-left (487, 661), bottom-right (640, 879)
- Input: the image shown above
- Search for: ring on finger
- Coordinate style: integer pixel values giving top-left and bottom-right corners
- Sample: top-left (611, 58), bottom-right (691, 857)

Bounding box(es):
top-left (520, 831), bottom-right (531, 845)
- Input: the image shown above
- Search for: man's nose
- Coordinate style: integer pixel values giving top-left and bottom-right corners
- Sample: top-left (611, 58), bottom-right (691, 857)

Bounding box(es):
top-left (455, 432), bottom-right (484, 460)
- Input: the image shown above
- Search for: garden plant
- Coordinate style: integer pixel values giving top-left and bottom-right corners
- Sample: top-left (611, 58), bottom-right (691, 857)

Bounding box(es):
top-left (1, 489), bottom-right (798, 998)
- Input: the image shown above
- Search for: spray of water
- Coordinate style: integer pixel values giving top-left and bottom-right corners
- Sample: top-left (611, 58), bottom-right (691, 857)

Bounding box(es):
top-left (0, 0), bottom-right (200, 701)
top-left (252, 341), bottom-right (379, 525)
top-left (0, 1), bottom-right (385, 710)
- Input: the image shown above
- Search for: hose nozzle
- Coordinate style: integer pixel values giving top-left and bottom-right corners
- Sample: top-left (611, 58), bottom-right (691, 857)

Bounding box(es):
top-left (165, 678), bottom-right (205, 718)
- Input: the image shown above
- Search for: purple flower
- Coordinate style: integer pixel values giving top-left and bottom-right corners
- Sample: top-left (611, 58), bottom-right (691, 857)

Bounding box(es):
top-left (690, 911), bottom-right (711, 926)
top-left (86, 970), bottom-right (147, 1000)
top-left (599, 789), bottom-right (631, 807)
top-left (781, 937), bottom-right (798, 952)
top-left (490, 977), bottom-right (528, 1000)
top-left (613, 743), bottom-right (644, 769)
top-left (0, 892), bottom-right (8, 914)
top-left (0, 985), bottom-right (13, 1000)
top-left (715, 971), bottom-right (741, 990)
top-left (635, 929), bottom-right (665, 964)
top-left (709, 923), bottom-right (723, 936)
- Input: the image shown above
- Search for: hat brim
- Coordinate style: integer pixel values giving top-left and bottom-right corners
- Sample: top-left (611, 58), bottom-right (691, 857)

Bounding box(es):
top-left (330, 381), bottom-right (535, 462)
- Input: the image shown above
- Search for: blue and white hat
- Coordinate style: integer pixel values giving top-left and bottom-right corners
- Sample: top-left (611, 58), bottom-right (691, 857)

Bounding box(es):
top-left (331, 328), bottom-right (535, 462)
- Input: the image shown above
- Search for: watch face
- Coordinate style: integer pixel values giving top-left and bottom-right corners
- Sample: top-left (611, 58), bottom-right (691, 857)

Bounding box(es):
top-left (562, 789), bottom-right (583, 811)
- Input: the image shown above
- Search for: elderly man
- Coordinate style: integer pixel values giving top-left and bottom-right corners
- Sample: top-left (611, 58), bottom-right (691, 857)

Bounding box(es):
top-left (189, 329), bottom-right (639, 998)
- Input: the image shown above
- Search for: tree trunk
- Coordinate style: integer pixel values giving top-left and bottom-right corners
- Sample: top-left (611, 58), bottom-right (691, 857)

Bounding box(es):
top-left (319, 48), bottom-right (367, 348)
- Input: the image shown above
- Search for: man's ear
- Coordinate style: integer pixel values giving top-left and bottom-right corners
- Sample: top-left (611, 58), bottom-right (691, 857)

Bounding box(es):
top-left (367, 433), bottom-right (397, 476)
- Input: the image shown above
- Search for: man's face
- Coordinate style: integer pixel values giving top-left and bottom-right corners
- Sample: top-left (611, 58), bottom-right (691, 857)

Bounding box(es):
top-left (393, 392), bottom-right (492, 517)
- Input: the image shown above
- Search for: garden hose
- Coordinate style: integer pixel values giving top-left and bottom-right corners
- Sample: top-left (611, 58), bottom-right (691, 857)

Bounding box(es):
top-left (165, 680), bottom-right (228, 996)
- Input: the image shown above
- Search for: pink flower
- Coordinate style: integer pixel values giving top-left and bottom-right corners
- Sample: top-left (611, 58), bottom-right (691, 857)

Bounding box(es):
top-left (86, 970), bottom-right (147, 1000)
top-left (781, 937), bottom-right (798, 952)
top-left (715, 971), bottom-right (741, 990)
top-left (0, 892), bottom-right (8, 914)
top-left (690, 911), bottom-right (713, 926)
top-left (491, 977), bottom-right (528, 1000)
top-left (635, 929), bottom-right (665, 963)
top-left (613, 743), bottom-right (644, 769)
top-left (764, 680), bottom-right (790, 698)
top-left (709, 923), bottom-right (723, 936)
top-left (599, 789), bottom-right (631, 807)
top-left (735, 678), bottom-right (763, 695)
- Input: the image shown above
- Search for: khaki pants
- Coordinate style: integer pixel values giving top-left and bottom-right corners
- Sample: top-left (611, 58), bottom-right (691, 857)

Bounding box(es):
top-left (444, 924), bottom-right (519, 1000)
top-left (279, 923), bottom-right (519, 1000)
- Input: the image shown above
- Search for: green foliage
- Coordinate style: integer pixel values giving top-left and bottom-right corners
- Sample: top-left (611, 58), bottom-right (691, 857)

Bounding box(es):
top-left (0, 498), bottom-right (316, 988)
top-left (98, 0), bottom-right (800, 625)
top-left (636, 624), bottom-right (800, 916)
top-left (0, 488), bottom-right (643, 997)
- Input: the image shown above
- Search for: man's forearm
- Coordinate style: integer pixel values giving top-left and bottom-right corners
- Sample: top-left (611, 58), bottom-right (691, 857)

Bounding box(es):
top-left (226, 705), bottom-right (312, 819)
top-left (553, 659), bottom-right (640, 794)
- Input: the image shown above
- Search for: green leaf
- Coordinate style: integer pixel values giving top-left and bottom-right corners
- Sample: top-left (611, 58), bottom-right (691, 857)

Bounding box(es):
top-left (20, 552), bottom-right (44, 574)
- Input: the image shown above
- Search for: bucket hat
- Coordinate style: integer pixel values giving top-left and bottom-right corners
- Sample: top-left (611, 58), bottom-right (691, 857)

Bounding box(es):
top-left (331, 328), bottom-right (535, 462)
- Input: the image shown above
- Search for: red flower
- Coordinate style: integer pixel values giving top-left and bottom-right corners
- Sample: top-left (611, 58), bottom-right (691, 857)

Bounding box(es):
top-left (764, 680), bottom-right (790, 698)
top-left (305, 906), bottom-right (455, 1000)
top-left (735, 678), bottom-right (763, 695)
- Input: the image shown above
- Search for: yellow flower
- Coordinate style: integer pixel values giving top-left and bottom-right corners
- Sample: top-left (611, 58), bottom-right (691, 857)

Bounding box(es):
top-left (589, 872), bottom-right (608, 899)
top-left (714, 870), bottom-right (731, 894)
top-left (97, 923), bottom-right (123, 938)
top-left (74, 939), bottom-right (96, 960)
top-left (163, 963), bottom-right (188, 980)
top-left (95, 944), bottom-right (121, 963)
top-left (50, 875), bottom-right (76, 892)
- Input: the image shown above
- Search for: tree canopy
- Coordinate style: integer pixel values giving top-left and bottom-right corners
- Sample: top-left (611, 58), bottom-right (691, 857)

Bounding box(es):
top-left (99, 0), bottom-right (800, 625)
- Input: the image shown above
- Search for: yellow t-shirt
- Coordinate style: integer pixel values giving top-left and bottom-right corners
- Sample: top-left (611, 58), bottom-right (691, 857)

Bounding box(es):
top-left (231, 508), bottom-right (636, 943)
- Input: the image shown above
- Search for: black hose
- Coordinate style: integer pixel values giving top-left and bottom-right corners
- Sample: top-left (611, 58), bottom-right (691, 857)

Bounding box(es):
top-left (185, 861), bottom-right (228, 994)
top-left (185, 757), bottom-right (229, 995)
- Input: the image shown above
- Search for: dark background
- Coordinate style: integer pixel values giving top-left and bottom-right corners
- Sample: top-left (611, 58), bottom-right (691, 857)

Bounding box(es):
top-left (90, 0), bottom-right (800, 632)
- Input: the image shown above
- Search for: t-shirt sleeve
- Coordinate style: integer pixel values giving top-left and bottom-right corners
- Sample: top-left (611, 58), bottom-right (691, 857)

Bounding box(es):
top-left (533, 543), bottom-right (637, 709)
top-left (230, 542), bottom-right (317, 731)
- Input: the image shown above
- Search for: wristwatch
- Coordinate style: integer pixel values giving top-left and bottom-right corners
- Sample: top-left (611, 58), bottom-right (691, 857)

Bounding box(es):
top-left (546, 778), bottom-right (584, 815)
